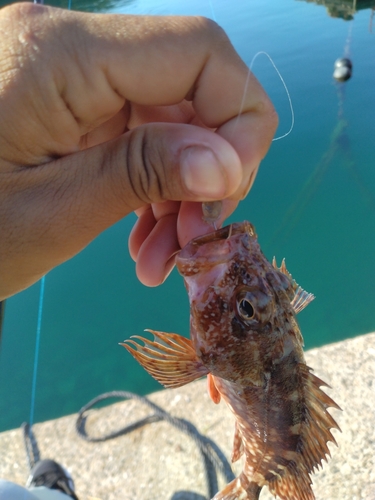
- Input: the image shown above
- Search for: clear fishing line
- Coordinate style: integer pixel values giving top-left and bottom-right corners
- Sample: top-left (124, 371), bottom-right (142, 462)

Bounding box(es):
top-left (233, 51), bottom-right (295, 142)
top-left (207, 0), bottom-right (294, 143)
top-left (29, 275), bottom-right (45, 427)
top-left (228, 52), bottom-right (294, 144)
top-left (207, 0), bottom-right (217, 21)
top-left (250, 51), bottom-right (295, 142)
top-left (28, 0), bottom-right (48, 432)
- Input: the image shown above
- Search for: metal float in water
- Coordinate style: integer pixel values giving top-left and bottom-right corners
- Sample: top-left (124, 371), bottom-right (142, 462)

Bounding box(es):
top-left (333, 57), bottom-right (353, 81)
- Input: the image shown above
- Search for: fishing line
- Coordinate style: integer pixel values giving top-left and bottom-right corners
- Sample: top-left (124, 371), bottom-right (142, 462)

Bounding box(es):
top-left (27, 0), bottom-right (75, 435)
top-left (207, 0), bottom-right (217, 21)
top-left (207, 0), bottom-right (294, 143)
top-left (229, 51), bottom-right (294, 145)
top-left (344, 20), bottom-right (353, 58)
top-left (25, 0), bottom-right (49, 439)
top-left (29, 275), bottom-right (46, 428)
top-left (0, 301), bottom-right (5, 349)
top-left (251, 51), bottom-right (295, 142)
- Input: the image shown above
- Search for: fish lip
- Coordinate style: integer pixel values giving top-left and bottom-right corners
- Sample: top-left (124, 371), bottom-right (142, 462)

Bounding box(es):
top-left (176, 221), bottom-right (256, 263)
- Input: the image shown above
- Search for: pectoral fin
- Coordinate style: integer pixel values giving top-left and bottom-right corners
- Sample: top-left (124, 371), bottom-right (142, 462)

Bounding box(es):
top-left (207, 374), bottom-right (221, 404)
top-left (121, 330), bottom-right (209, 388)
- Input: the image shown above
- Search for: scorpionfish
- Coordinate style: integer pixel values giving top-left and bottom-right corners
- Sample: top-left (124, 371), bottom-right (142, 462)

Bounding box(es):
top-left (122, 221), bottom-right (340, 500)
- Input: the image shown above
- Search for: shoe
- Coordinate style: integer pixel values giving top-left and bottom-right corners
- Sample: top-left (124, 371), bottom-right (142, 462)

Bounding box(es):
top-left (26, 459), bottom-right (79, 499)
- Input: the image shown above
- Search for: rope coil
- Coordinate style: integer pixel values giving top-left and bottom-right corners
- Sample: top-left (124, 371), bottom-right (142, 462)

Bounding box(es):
top-left (75, 390), bottom-right (235, 499)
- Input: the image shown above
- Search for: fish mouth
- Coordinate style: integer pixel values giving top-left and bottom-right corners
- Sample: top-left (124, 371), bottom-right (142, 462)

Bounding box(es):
top-left (177, 221), bottom-right (256, 264)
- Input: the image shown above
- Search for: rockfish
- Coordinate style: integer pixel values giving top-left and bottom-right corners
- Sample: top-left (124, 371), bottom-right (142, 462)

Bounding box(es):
top-left (122, 221), bottom-right (340, 500)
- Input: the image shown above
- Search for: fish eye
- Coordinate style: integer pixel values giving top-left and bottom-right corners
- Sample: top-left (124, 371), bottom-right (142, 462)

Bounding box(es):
top-left (237, 298), bottom-right (255, 320)
top-left (234, 288), bottom-right (273, 326)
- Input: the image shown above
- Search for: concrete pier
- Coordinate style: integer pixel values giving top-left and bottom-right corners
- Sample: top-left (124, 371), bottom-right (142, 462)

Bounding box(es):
top-left (1, 332), bottom-right (374, 500)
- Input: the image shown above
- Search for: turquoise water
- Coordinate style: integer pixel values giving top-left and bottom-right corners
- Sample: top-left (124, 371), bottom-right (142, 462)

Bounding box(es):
top-left (0, 0), bottom-right (374, 431)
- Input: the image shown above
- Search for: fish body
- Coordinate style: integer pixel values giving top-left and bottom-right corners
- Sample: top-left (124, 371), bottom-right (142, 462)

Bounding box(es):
top-left (122, 222), bottom-right (340, 500)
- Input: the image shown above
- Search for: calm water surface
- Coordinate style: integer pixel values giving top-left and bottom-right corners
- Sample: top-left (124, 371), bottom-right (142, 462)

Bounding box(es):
top-left (0, 0), bottom-right (374, 431)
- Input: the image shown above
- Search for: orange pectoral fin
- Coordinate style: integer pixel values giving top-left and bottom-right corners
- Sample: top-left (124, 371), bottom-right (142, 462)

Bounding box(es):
top-left (121, 330), bottom-right (209, 389)
top-left (207, 374), bottom-right (221, 404)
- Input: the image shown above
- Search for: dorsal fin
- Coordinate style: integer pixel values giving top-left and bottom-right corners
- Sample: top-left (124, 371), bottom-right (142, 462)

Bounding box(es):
top-left (268, 465), bottom-right (314, 500)
top-left (291, 286), bottom-right (315, 314)
top-left (272, 257), bottom-right (315, 314)
top-left (272, 257), bottom-right (295, 285)
top-left (268, 364), bottom-right (341, 500)
top-left (298, 364), bottom-right (341, 471)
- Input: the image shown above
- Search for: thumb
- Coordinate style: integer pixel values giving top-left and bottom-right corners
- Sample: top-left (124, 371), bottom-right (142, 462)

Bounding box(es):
top-left (1, 122), bottom-right (242, 298)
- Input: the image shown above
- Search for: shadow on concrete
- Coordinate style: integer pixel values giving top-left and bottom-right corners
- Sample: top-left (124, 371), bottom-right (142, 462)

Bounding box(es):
top-left (171, 492), bottom-right (207, 500)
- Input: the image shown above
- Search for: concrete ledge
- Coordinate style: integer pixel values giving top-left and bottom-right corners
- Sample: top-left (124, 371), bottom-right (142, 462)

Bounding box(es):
top-left (1, 332), bottom-right (375, 500)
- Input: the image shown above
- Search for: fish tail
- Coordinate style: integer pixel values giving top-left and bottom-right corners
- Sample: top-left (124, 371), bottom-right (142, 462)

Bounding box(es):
top-left (212, 474), bottom-right (261, 500)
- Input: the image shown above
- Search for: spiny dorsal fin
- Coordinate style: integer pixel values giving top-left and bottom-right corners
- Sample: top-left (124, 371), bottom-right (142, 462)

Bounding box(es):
top-left (273, 256), bottom-right (299, 294)
top-left (272, 257), bottom-right (295, 283)
top-left (269, 465), bottom-right (314, 500)
top-left (272, 257), bottom-right (315, 314)
top-left (121, 330), bottom-right (209, 388)
top-left (298, 364), bottom-right (341, 472)
top-left (291, 286), bottom-right (315, 314)
top-left (267, 364), bottom-right (340, 500)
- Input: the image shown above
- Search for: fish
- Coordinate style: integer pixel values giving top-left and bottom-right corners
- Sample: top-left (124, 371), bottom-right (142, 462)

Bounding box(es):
top-left (121, 221), bottom-right (341, 500)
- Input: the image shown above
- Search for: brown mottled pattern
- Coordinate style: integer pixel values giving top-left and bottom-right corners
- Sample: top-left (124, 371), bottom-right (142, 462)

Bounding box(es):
top-left (123, 222), bottom-right (340, 500)
top-left (176, 222), bottom-right (340, 500)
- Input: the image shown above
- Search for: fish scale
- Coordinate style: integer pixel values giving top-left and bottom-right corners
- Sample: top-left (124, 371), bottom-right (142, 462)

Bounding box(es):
top-left (122, 221), bottom-right (340, 500)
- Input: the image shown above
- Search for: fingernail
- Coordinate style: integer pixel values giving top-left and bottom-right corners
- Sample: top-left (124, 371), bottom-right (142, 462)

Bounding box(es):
top-left (181, 146), bottom-right (227, 198)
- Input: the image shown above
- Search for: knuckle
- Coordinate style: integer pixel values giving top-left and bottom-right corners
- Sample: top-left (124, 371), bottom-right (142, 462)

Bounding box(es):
top-left (0, 3), bottom-right (52, 77)
top-left (2, 2), bottom-right (43, 23)
top-left (136, 132), bottom-right (163, 202)
top-left (189, 15), bottom-right (230, 46)
top-left (122, 127), bottom-right (170, 206)
top-left (3, 3), bottom-right (48, 43)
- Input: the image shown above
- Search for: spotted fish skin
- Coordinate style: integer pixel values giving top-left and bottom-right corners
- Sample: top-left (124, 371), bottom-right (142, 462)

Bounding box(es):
top-left (122, 222), bottom-right (340, 500)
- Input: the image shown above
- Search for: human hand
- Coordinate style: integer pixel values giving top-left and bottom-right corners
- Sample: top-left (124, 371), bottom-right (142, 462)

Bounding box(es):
top-left (0, 3), bottom-right (277, 300)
